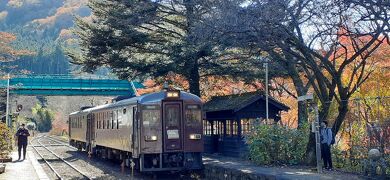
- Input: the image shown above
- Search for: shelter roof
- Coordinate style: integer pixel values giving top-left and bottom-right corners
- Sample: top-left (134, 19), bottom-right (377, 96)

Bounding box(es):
top-left (203, 91), bottom-right (289, 112)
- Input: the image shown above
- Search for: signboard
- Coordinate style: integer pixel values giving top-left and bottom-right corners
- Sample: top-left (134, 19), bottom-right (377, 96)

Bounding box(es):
top-left (297, 94), bottom-right (313, 102)
top-left (167, 129), bottom-right (179, 139)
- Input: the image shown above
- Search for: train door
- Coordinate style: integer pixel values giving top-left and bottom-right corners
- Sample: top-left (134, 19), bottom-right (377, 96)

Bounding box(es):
top-left (86, 113), bottom-right (95, 152)
top-left (162, 101), bottom-right (183, 151)
top-left (68, 117), bottom-right (71, 137)
top-left (132, 106), bottom-right (138, 157)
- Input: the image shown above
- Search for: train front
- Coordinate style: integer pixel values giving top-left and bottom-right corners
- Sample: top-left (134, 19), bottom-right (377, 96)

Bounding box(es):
top-left (138, 89), bottom-right (203, 172)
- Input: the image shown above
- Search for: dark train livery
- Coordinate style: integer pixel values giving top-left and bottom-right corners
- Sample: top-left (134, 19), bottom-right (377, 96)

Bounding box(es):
top-left (68, 89), bottom-right (203, 172)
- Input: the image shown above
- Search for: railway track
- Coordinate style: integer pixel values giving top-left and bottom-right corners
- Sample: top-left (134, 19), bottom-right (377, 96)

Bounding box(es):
top-left (45, 136), bottom-right (77, 150)
top-left (31, 135), bottom-right (92, 180)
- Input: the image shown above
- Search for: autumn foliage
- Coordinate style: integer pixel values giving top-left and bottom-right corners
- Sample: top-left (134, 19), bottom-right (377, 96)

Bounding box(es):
top-left (0, 32), bottom-right (32, 63)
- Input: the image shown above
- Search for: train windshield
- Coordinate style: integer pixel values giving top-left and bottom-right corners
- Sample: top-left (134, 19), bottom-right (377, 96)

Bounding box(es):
top-left (142, 105), bottom-right (160, 127)
top-left (185, 104), bottom-right (201, 127)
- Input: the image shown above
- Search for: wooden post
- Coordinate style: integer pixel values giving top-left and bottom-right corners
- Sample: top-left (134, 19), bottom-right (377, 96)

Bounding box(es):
top-left (121, 160), bottom-right (125, 174)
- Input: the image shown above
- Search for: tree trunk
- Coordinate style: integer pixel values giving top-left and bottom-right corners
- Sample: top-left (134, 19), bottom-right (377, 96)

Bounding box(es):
top-left (297, 97), bottom-right (308, 128)
top-left (332, 102), bottom-right (348, 135)
top-left (285, 60), bottom-right (309, 129)
top-left (187, 61), bottom-right (201, 97)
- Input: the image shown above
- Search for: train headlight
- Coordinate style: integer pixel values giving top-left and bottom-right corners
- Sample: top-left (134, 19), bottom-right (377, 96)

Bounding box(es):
top-left (189, 134), bottom-right (201, 140)
top-left (166, 90), bottom-right (180, 98)
top-left (145, 135), bottom-right (158, 141)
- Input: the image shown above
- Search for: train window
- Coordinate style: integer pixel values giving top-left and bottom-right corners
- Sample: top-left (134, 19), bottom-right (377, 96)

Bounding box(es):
top-left (106, 112), bottom-right (111, 129)
top-left (113, 110), bottom-right (117, 124)
top-left (142, 106), bottom-right (160, 127)
top-left (166, 105), bottom-right (180, 127)
top-left (143, 105), bottom-right (158, 110)
top-left (123, 108), bottom-right (126, 114)
top-left (99, 118), bottom-right (101, 129)
top-left (97, 114), bottom-right (99, 129)
top-left (185, 105), bottom-right (201, 127)
top-left (113, 110), bottom-right (117, 129)
top-left (102, 114), bottom-right (105, 129)
top-left (187, 105), bottom-right (200, 109)
top-left (117, 110), bottom-right (121, 129)
top-left (128, 107), bottom-right (134, 127)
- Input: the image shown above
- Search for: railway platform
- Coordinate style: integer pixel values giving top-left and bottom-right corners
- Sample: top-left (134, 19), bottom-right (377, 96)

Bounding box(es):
top-left (0, 148), bottom-right (49, 180)
top-left (203, 154), bottom-right (367, 180)
top-left (0, 148), bottom-right (369, 180)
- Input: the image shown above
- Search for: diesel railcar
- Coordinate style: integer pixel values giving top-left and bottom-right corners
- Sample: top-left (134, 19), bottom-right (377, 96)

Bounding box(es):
top-left (68, 89), bottom-right (203, 172)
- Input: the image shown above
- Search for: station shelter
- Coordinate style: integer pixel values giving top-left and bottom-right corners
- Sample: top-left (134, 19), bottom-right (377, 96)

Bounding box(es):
top-left (203, 91), bottom-right (289, 157)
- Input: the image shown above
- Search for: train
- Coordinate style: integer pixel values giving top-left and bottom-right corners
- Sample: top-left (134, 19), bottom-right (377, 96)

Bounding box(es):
top-left (68, 89), bottom-right (203, 172)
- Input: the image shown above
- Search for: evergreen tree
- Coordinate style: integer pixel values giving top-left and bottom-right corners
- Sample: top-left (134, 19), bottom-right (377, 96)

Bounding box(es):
top-left (70, 0), bottom-right (256, 96)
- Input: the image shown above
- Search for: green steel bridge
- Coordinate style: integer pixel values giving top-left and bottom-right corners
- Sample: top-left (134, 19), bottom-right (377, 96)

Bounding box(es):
top-left (0, 74), bottom-right (143, 96)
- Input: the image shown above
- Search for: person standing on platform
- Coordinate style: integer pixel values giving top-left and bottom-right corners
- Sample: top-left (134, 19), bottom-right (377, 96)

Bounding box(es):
top-left (320, 121), bottom-right (333, 170)
top-left (15, 123), bottom-right (30, 161)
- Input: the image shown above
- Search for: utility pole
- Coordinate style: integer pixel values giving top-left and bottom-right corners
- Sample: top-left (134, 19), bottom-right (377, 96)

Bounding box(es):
top-left (265, 61), bottom-right (269, 124)
top-left (5, 73), bottom-right (10, 128)
top-left (262, 60), bottom-right (269, 124)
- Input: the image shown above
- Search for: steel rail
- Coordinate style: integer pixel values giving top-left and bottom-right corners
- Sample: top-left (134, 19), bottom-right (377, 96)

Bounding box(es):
top-left (37, 136), bottom-right (91, 179)
top-left (32, 136), bottom-right (91, 180)
top-left (46, 136), bottom-right (78, 151)
top-left (30, 136), bottom-right (63, 180)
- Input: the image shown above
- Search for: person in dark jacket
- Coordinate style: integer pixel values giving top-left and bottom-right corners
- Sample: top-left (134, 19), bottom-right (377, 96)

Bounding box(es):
top-left (320, 121), bottom-right (333, 170)
top-left (15, 123), bottom-right (30, 160)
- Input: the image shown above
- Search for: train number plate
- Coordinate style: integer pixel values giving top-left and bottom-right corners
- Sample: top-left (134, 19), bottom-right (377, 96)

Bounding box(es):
top-left (167, 129), bottom-right (179, 139)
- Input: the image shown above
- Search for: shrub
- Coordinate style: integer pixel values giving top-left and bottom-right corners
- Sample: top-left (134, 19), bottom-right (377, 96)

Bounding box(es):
top-left (0, 122), bottom-right (13, 158)
top-left (246, 123), bottom-right (309, 165)
top-left (32, 104), bottom-right (54, 132)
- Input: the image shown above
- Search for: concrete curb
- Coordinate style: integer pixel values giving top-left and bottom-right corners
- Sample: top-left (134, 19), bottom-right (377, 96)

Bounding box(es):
top-left (28, 151), bottom-right (50, 180)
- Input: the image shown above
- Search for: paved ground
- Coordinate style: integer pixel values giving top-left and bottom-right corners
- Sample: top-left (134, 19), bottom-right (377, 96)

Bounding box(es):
top-left (0, 148), bottom-right (49, 180)
top-left (0, 148), bottom-right (370, 180)
top-left (203, 154), bottom-right (368, 180)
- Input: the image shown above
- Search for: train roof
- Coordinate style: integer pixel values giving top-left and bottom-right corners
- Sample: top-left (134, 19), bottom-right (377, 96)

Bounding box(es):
top-left (69, 90), bottom-right (202, 116)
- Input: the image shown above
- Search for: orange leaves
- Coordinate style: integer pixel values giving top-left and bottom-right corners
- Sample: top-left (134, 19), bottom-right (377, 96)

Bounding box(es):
top-left (32, 0), bottom-right (88, 28)
top-left (139, 74), bottom-right (261, 100)
top-left (0, 31), bottom-right (34, 64)
top-left (0, 32), bottom-right (16, 43)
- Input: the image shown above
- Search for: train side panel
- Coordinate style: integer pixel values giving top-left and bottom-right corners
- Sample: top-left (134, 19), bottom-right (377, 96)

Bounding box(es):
top-left (94, 105), bottom-right (134, 152)
top-left (69, 114), bottom-right (88, 143)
